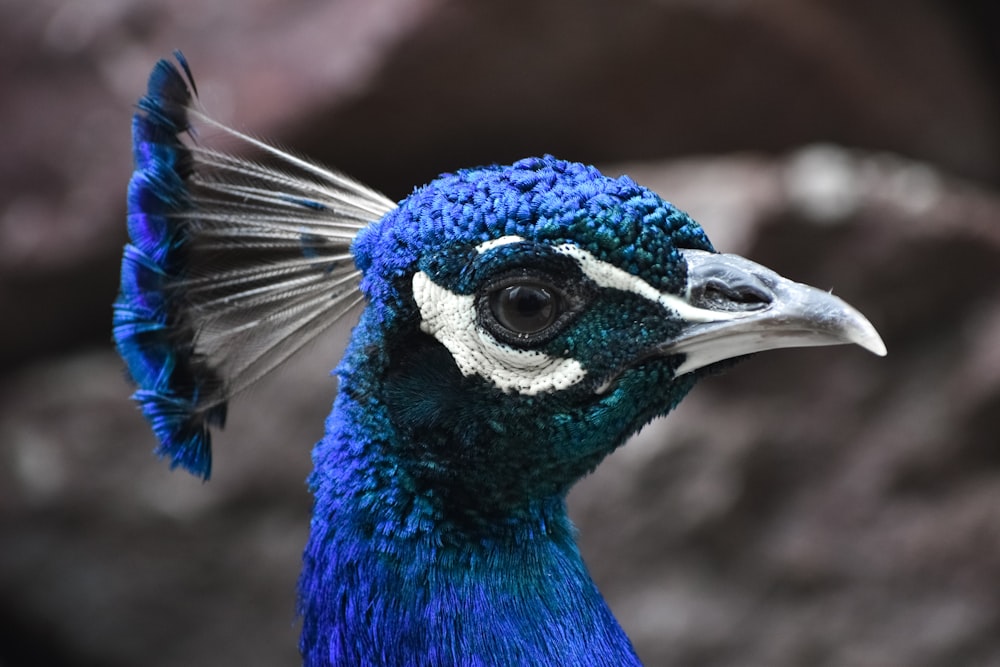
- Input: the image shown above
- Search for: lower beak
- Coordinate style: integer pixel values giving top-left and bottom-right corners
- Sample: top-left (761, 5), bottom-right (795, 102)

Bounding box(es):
top-left (664, 249), bottom-right (887, 375)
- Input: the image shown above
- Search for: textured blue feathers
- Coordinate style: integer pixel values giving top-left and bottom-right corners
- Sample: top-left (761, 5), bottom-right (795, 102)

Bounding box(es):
top-left (114, 53), bottom-right (222, 478)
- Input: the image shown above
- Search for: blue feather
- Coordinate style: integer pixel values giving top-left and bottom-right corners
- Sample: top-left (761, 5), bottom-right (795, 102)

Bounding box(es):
top-left (114, 53), bottom-right (391, 478)
top-left (114, 52), bottom-right (221, 478)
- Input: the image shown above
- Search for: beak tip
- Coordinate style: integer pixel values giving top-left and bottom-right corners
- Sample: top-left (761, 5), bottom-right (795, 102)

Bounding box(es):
top-left (862, 334), bottom-right (888, 357)
top-left (844, 310), bottom-right (887, 357)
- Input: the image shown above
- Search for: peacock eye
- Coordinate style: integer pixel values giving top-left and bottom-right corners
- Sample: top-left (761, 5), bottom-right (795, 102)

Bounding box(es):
top-left (490, 283), bottom-right (558, 335)
top-left (477, 274), bottom-right (574, 346)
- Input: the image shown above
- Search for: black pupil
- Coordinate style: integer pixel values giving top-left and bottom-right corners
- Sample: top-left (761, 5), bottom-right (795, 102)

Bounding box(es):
top-left (491, 284), bottom-right (556, 335)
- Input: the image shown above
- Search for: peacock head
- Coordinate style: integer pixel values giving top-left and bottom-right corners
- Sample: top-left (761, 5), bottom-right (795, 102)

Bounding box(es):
top-left (119, 54), bottom-right (885, 527)
top-left (346, 155), bottom-right (884, 513)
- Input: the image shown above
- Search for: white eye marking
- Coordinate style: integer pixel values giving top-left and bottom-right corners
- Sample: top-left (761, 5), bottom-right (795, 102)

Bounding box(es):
top-left (412, 272), bottom-right (586, 395)
top-left (476, 236), bottom-right (737, 323)
top-left (413, 238), bottom-right (742, 396)
top-left (475, 235), bottom-right (525, 252)
top-left (549, 244), bottom-right (741, 323)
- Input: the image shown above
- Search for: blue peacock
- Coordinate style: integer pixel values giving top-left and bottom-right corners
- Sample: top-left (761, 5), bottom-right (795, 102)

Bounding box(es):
top-left (114, 54), bottom-right (886, 666)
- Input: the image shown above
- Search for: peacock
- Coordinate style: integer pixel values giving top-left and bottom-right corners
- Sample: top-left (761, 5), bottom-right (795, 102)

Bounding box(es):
top-left (114, 53), bottom-right (886, 666)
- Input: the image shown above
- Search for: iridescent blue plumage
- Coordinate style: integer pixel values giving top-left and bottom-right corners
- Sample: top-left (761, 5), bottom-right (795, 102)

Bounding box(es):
top-left (117, 55), bottom-right (885, 666)
top-left (114, 53), bottom-right (221, 478)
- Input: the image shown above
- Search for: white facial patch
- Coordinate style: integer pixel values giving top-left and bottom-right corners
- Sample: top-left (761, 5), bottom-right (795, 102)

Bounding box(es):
top-left (412, 271), bottom-right (587, 395)
top-left (411, 236), bottom-right (743, 396)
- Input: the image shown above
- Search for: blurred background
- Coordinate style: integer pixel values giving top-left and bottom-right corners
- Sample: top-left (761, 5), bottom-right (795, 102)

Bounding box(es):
top-left (2, 0), bottom-right (1000, 665)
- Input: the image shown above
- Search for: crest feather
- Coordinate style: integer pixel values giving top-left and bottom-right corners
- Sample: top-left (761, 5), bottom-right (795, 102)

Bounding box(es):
top-left (113, 52), bottom-right (395, 478)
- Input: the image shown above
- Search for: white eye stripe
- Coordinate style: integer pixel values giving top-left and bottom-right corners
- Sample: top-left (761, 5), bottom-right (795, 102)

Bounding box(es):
top-left (475, 236), bottom-right (739, 323)
top-left (548, 244), bottom-right (740, 323)
top-left (474, 235), bottom-right (525, 252)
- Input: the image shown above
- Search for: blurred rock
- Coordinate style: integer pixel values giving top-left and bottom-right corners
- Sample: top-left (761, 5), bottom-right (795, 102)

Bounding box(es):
top-left (0, 347), bottom-right (326, 667)
top-left (2, 147), bottom-right (999, 666)
top-left (1, 0), bottom-right (997, 372)
top-left (298, 0), bottom-right (1000, 195)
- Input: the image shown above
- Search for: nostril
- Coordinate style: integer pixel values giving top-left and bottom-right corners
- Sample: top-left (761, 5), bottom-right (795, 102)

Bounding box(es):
top-left (684, 250), bottom-right (778, 312)
top-left (695, 278), bottom-right (771, 312)
top-left (714, 278), bottom-right (770, 304)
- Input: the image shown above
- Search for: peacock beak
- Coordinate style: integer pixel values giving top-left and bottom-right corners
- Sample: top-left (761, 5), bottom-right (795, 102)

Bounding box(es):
top-left (662, 249), bottom-right (887, 375)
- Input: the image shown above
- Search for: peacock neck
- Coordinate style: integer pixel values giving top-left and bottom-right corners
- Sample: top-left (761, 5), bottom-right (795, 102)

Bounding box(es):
top-left (297, 368), bottom-right (642, 665)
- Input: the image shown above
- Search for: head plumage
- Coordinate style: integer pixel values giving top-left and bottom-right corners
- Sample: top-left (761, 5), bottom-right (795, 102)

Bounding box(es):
top-left (355, 156), bottom-right (714, 308)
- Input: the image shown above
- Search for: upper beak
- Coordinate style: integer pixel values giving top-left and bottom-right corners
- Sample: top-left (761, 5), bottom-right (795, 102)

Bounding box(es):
top-left (664, 249), bottom-right (887, 375)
